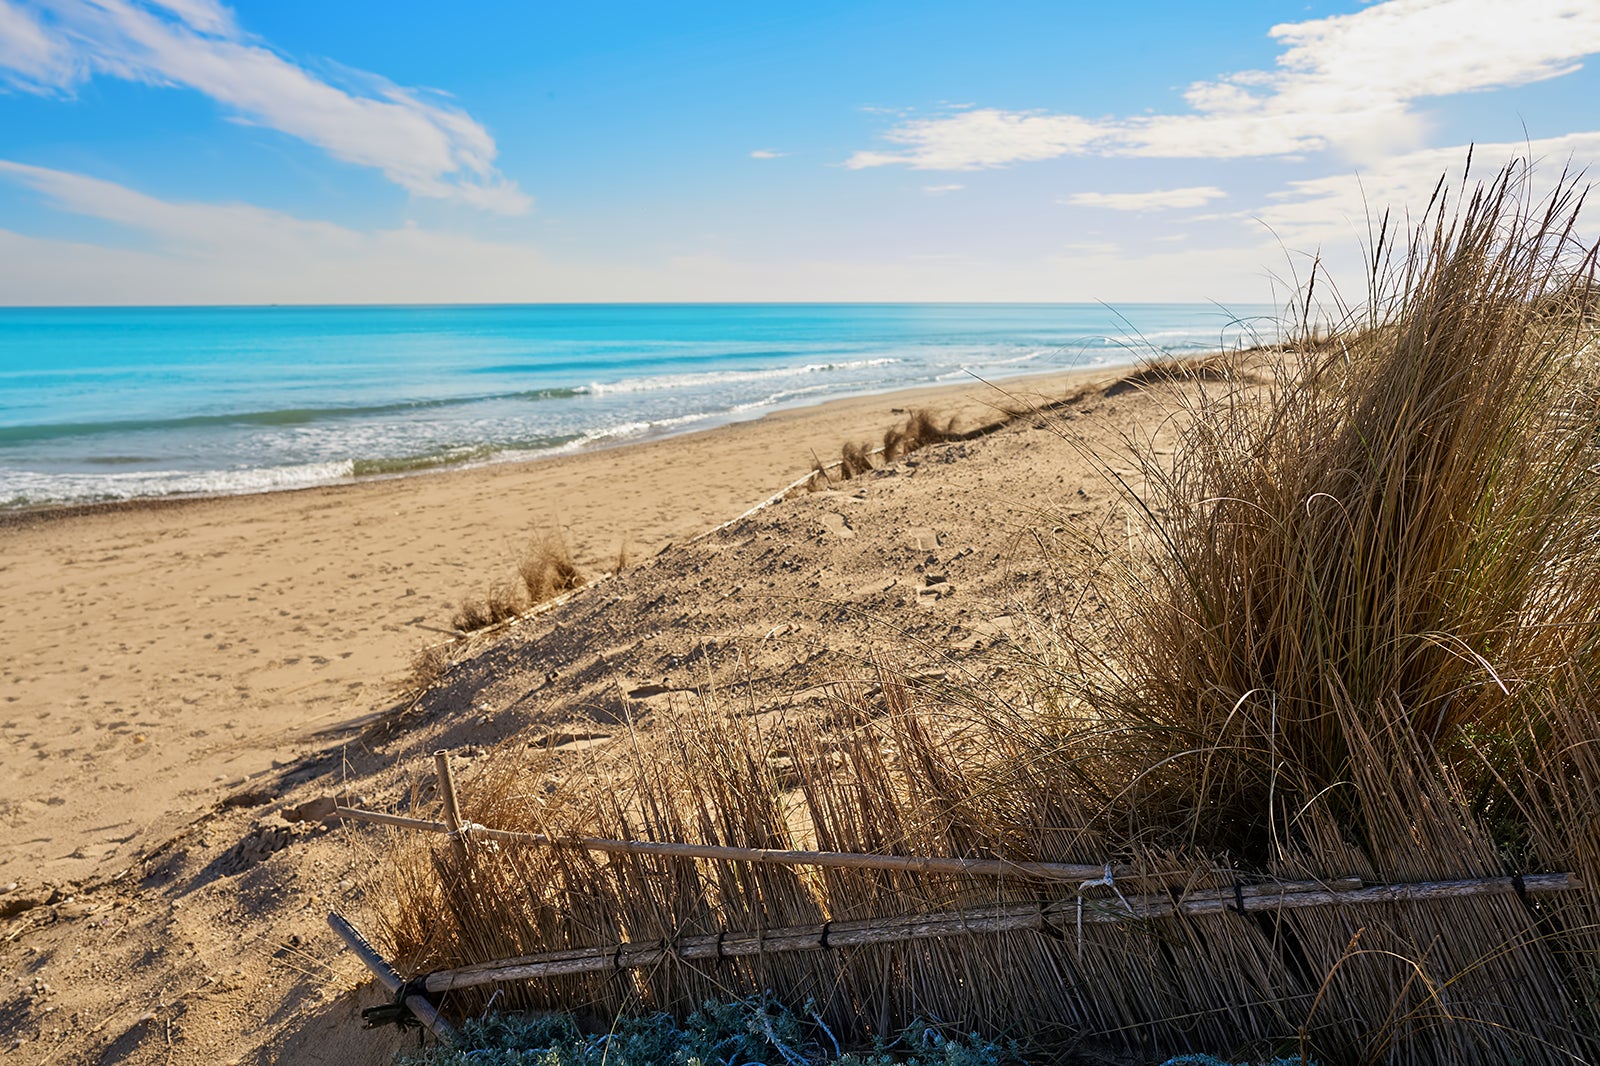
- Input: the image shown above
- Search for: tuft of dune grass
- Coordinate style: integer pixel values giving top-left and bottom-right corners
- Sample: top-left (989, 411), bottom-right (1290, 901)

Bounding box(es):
top-left (838, 440), bottom-right (875, 479)
top-left (1043, 161), bottom-right (1600, 865)
top-left (518, 531), bottom-right (585, 604)
top-left (827, 409), bottom-right (962, 484)
top-left (404, 642), bottom-right (450, 694)
top-left (453, 530), bottom-right (587, 633)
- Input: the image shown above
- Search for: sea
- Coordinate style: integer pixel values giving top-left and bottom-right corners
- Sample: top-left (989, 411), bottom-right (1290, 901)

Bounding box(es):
top-left (0, 303), bottom-right (1276, 509)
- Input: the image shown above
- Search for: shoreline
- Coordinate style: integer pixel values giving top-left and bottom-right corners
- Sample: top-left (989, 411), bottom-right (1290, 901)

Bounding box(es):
top-left (0, 361), bottom-right (1124, 889)
top-left (0, 361), bottom-right (1135, 529)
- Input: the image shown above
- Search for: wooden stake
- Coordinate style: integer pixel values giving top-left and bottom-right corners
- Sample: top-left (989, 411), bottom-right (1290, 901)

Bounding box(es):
top-left (419, 872), bottom-right (1577, 995)
top-left (327, 911), bottom-right (457, 1043)
top-left (433, 749), bottom-right (469, 867)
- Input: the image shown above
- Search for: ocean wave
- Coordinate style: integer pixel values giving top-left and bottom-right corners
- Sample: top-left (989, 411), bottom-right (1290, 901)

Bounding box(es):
top-left (0, 460), bottom-right (357, 507)
top-left (585, 357), bottom-right (901, 396)
top-left (726, 382), bottom-right (843, 414)
top-left (349, 434), bottom-right (584, 477)
top-left (467, 347), bottom-right (863, 377)
top-left (0, 387), bottom-right (588, 447)
top-left (556, 411), bottom-right (718, 449)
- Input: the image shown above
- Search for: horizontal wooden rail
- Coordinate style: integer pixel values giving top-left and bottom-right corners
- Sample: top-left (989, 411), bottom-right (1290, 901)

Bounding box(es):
top-left (419, 872), bottom-right (1577, 994)
top-left (331, 803), bottom-right (1126, 882)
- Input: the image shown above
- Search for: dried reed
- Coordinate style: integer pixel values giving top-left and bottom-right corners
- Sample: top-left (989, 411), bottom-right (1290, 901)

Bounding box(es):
top-left (839, 440), bottom-right (875, 479)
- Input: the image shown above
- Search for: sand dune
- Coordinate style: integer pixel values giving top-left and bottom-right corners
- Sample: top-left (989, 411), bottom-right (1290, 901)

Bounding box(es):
top-left (0, 365), bottom-right (1148, 1063)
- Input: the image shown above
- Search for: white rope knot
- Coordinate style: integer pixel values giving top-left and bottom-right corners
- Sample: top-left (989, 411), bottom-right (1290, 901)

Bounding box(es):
top-left (1075, 862), bottom-right (1134, 959)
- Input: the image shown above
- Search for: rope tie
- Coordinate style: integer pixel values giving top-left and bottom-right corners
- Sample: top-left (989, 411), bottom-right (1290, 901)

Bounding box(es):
top-left (1075, 863), bottom-right (1133, 960)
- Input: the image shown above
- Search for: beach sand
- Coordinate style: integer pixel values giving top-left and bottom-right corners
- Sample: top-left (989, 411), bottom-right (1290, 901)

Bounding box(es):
top-left (0, 363), bottom-right (1173, 1063)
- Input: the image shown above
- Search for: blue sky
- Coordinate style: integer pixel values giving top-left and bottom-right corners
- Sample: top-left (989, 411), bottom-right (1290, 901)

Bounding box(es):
top-left (0, 0), bottom-right (1597, 304)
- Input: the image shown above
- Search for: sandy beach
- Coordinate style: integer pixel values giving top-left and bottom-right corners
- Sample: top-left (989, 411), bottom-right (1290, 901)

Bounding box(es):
top-left (0, 363), bottom-right (1159, 1063)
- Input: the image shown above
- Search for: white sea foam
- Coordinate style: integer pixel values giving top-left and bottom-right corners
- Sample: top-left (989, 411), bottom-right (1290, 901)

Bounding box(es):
top-left (0, 460), bottom-right (356, 507)
top-left (586, 357), bottom-right (901, 396)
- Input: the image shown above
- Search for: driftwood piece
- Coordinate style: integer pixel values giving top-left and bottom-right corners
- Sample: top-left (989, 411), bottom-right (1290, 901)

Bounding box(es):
top-left (420, 872), bottom-right (1576, 994)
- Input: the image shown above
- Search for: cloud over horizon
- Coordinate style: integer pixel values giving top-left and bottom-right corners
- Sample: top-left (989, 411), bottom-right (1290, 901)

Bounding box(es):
top-left (1068, 186), bottom-right (1227, 212)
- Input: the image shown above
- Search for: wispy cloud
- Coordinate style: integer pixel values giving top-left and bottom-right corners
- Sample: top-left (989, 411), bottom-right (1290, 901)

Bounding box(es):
top-left (0, 158), bottom-right (1278, 304)
top-left (0, 0), bottom-right (529, 213)
top-left (0, 158), bottom-right (355, 251)
top-left (923, 183), bottom-right (964, 195)
top-left (0, 158), bottom-right (564, 302)
top-left (847, 0), bottom-right (1600, 169)
top-left (0, 0), bottom-right (73, 84)
top-left (1067, 186), bottom-right (1226, 211)
top-left (749, 148), bottom-right (786, 159)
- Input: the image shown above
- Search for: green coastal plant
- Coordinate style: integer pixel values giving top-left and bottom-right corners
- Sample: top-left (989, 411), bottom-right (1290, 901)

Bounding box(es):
top-left (396, 998), bottom-right (1017, 1066)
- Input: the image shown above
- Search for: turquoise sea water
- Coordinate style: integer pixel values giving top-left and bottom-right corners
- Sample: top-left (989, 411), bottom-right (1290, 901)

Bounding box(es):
top-left (0, 303), bottom-right (1275, 507)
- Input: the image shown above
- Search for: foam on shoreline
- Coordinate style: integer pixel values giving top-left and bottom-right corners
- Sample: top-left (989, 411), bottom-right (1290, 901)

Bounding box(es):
top-left (0, 360), bottom-right (1147, 519)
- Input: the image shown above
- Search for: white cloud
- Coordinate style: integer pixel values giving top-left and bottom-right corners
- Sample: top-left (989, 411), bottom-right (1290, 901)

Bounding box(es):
top-left (0, 0), bottom-right (528, 213)
top-left (1067, 186), bottom-right (1227, 211)
top-left (1255, 132), bottom-right (1600, 250)
top-left (0, 159), bottom-right (356, 253)
top-left (850, 110), bottom-right (1105, 170)
top-left (139, 0), bottom-right (229, 35)
top-left (749, 149), bottom-right (785, 159)
top-left (922, 183), bottom-right (964, 195)
top-left (1060, 240), bottom-right (1121, 256)
top-left (847, 0), bottom-right (1600, 169)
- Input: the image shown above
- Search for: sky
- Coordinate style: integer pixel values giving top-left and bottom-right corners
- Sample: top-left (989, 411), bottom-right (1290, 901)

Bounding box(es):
top-left (0, 0), bottom-right (1597, 306)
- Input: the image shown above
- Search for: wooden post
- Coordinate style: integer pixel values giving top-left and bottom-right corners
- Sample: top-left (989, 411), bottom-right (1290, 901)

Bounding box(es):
top-left (327, 911), bottom-right (457, 1044)
top-left (433, 749), bottom-right (470, 867)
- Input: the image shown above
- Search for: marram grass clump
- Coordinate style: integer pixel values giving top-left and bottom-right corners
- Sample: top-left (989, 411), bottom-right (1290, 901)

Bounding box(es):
top-left (1041, 160), bottom-right (1600, 865)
